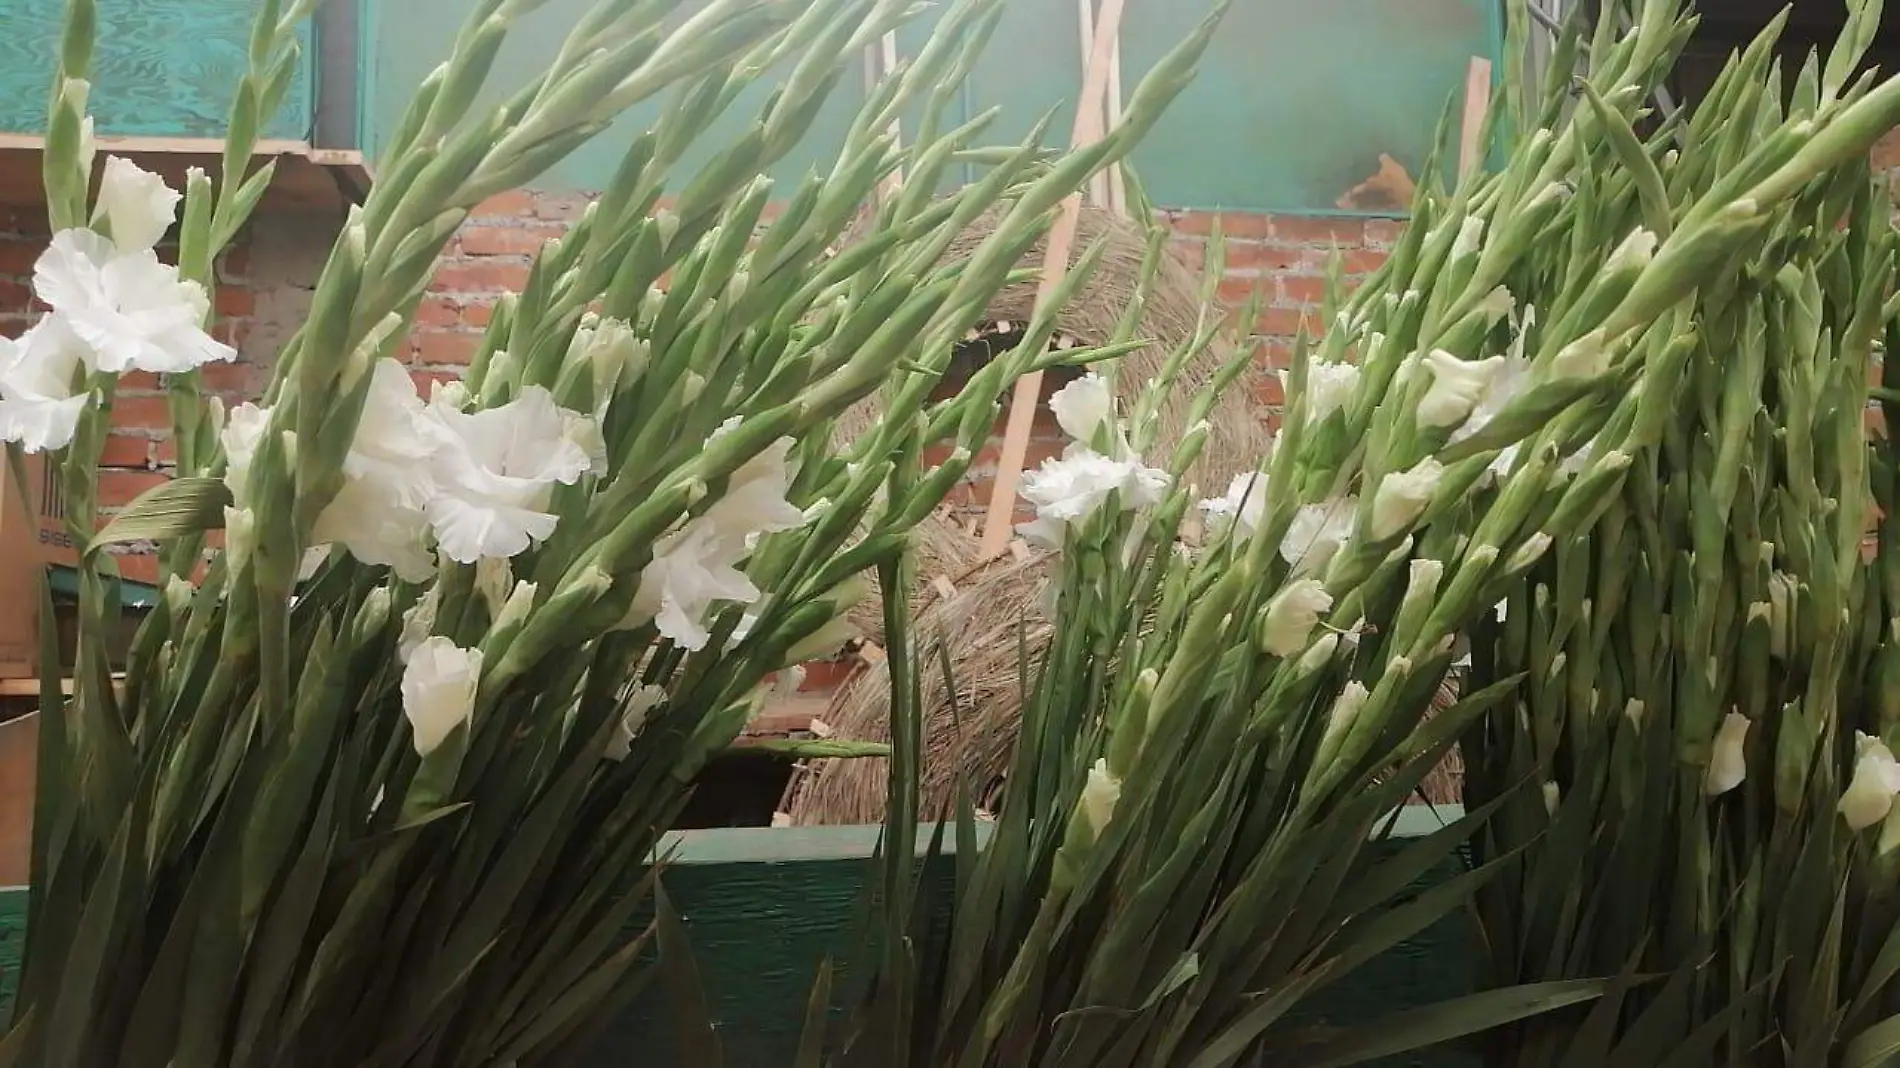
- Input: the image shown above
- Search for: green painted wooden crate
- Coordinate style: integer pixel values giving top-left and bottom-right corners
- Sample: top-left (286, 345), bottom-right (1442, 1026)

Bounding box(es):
top-left (0, 811), bottom-right (1478, 1066)
top-left (0, 0), bottom-right (314, 141)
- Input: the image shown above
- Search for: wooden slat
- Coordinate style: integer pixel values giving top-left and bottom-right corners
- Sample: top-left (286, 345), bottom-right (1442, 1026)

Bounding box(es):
top-left (976, 0), bottom-right (1129, 559)
top-left (1459, 56), bottom-right (1494, 178)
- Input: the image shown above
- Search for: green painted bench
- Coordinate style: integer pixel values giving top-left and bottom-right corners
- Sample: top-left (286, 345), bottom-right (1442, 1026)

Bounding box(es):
top-left (0, 811), bottom-right (1477, 1066)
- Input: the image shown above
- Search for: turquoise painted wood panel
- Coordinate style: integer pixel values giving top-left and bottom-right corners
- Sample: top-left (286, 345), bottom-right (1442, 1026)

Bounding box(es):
top-left (0, 814), bottom-right (1478, 1066)
top-left (0, 0), bottom-right (314, 141)
top-left (363, 0), bottom-right (868, 195)
top-left (363, 0), bottom-right (1500, 214)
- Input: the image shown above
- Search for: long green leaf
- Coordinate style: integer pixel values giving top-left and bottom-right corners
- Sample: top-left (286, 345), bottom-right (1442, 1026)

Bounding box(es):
top-left (1287, 979), bottom-right (1612, 1068)
top-left (86, 477), bottom-right (230, 558)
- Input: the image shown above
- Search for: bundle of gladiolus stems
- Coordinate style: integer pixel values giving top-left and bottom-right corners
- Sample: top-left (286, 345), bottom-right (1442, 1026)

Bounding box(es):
top-left (0, 0), bottom-right (1225, 1063)
top-left (1459, 0), bottom-right (1900, 1063)
top-left (823, 2), bottom-right (1900, 1066)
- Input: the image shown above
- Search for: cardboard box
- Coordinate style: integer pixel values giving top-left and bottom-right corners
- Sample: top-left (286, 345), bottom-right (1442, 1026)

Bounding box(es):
top-left (0, 452), bottom-right (77, 678)
top-left (0, 711), bottom-right (34, 887)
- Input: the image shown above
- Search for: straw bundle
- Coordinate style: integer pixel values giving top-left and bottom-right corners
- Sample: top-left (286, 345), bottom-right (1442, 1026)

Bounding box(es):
top-left (838, 202), bottom-right (1271, 644)
top-left (797, 203), bottom-right (1304, 825)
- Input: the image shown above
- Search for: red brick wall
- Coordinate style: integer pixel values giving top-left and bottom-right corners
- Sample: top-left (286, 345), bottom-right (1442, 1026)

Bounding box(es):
top-left (414, 192), bottom-right (1399, 522)
top-left (0, 190), bottom-right (1397, 583)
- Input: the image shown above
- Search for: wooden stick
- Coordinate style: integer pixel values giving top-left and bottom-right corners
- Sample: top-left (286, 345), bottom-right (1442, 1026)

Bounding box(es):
top-left (866, 33), bottom-right (905, 201)
top-left (976, 0), bottom-right (1128, 559)
top-left (1106, 27), bottom-right (1127, 216)
top-left (1459, 56), bottom-right (1494, 179)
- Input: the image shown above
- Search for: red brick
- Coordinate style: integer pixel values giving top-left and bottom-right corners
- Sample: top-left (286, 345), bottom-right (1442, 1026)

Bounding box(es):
top-left (414, 331), bottom-right (479, 366)
top-left (472, 189), bottom-right (537, 218)
top-left (197, 361), bottom-right (257, 395)
top-left (1224, 242), bottom-right (1303, 272)
top-left (116, 371), bottom-right (163, 393)
top-left (1280, 275), bottom-right (1331, 305)
top-left (1255, 306), bottom-right (1322, 338)
top-left (0, 239), bottom-right (44, 274)
top-left (1342, 248), bottom-right (1389, 276)
top-left (1167, 210), bottom-right (1275, 240)
top-left (1364, 219), bottom-right (1407, 246)
top-left (215, 285), bottom-right (255, 318)
top-left (153, 438), bottom-right (177, 465)
top-left (211, 320), bottom-right (249, 346)
top-left (431, 262), bottom-right (532, 293)
top-left (462, 299), bottom-right (495, 327)
top-left (1270, 216), bottom-right (1370, 245)
top-left (218, 242), bottom-right (250, 277)
top-left (459, 226), bottom-right (553, 257)
top-left (99, 434), bottom-right (153, 468)
top-left (0, 278), bottom-right (30, 310)
top-left (98, 468), bottom-right (171, 508)
top-left (534, 196), bottom-right (588, 223)
top-left (1217, 276), bottom-right (1271, 306)
top-left (1253, 370), bottom-right (1286, 409)
top-left (415, 297), bottom-right (462, 329)
top-left (110, 394), bottom-right (173, 432)
top-left (1255, 339), bottom-right (1296, 369)
top-left (111, 552), bottom-right (162, 586)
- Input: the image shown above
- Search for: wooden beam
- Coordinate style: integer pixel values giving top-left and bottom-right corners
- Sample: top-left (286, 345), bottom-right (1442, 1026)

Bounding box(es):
top-left (976, 0), bottom-right (1128, 559)
top-left (1459, 56), bottom-right (1494, 179)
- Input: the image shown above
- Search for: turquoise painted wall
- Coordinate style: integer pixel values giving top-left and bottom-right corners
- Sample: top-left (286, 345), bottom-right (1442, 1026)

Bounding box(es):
top-left (364, 0), bottom-right (1502, 216)
top-left (0, 0), bottom-right (314, 141)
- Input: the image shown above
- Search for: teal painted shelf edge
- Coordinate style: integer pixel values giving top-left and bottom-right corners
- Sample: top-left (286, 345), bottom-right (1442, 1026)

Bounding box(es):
top-left (0, 808), bottom-right (1478, 1067)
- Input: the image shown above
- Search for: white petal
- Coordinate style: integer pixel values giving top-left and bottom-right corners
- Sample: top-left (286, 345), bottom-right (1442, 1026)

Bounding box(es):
top-left (1281, 498), bottom-right (1356, 577)
top-left (313, 478), bottom-right (438, 582)
top-left (1049, 372), bottom-right (1115, 445)
top-left (1080, 758), bottom-right (1122, 841)
top-left (401, 637), bottom-right (482, 757)
top-left (1369, 459), bottom-right (1444, 541)
top-left (427, 492), bottom-right (559, 563)
top-left (1840, 733), bottom-right (1900, 831)
top-left (1704, 712), bottom-right (1750, 797)
top-left (220, 402), bottom-right (272, 505)
top-left (1261, 579), bottom-right (1333, 656)
top-left (96, 156), bottom-right (181, 253)
top-left (1418, 350), bottom-right (1506, 429)
top-left (626, 520), bottom-right (762, 650)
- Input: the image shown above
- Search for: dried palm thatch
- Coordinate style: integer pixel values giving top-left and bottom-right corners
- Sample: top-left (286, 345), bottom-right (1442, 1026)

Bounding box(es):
top-left (787, 549), bottom-right (1467, 824)
top-left (838, 202), bottom-right (1271, 644)
top-left (798, 202), bottom-right (1291, 825)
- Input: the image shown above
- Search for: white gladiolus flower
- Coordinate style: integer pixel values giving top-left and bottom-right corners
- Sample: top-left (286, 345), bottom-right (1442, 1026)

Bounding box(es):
top-left (1605, 228), bottom-right (1659, 273)
top-left (1281, 361), bottom-right (1360, 426)
top-left (1261, 579), bottom-right (1333, 656)
top-left (1767, 571), bottom-right (1796, 658)
top-left (628, 519), bottom-right (761, 650)
top-left (398, 584), bottom-right (440, 665)
top-left (424, 385), bottom-right (600, 562)
top-left (1840, 733), bottom-right (1900, 831)
top-left (1450, 216), bottom-right (1484, 262)
top-left (1201, 471), bottom-right (1268, 537)
top-left (1282, 497), bottom-right (1356, 577)
top-left (474, 557), bottom-right (514, 617)
top-left (1015, 448), bottom-right (1169, 550)
top-left (401, 637), bottom-right (482, 758)
top-left (34, 229), bottom-right (233, 374)
top-left (1474, 286), bottom-right (1516, 326)
top-left (1551, 328), bottom-right (1609, 379)
top-left (95, 156), bottom-right (182, 253)
top-left (312, 477), bottom-right (438, 583)
top-left (1049, 372), bottom-right (1117, 448)
top-left (605, 685), bottom-right (669, 762)
top-left (1321, 681), bottom-right (1370, 752)
top-left (1369, 458), bottom-right (1444, 540)
top-left (0, 315), bottom-right (90, 452)
top-left (219, 401), bottom-right (271, 507)
top-left (1704, 711), bottom-right (1751, 796)
top-left (1542, 781), bottom-right (1561, 815)
top-left (1419, 350), bottom-right (1508, 429)
top-left (1080, 758), bottom-right (1122, 841)
top-left (704, 437), bottom-right (805, 544)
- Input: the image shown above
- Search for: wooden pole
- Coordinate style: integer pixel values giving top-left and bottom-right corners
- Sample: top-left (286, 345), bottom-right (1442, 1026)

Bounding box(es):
top-left (1459, 56), bottom-right (1494, 179)
top-left (976, 0), bottom-right (1128, 559)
